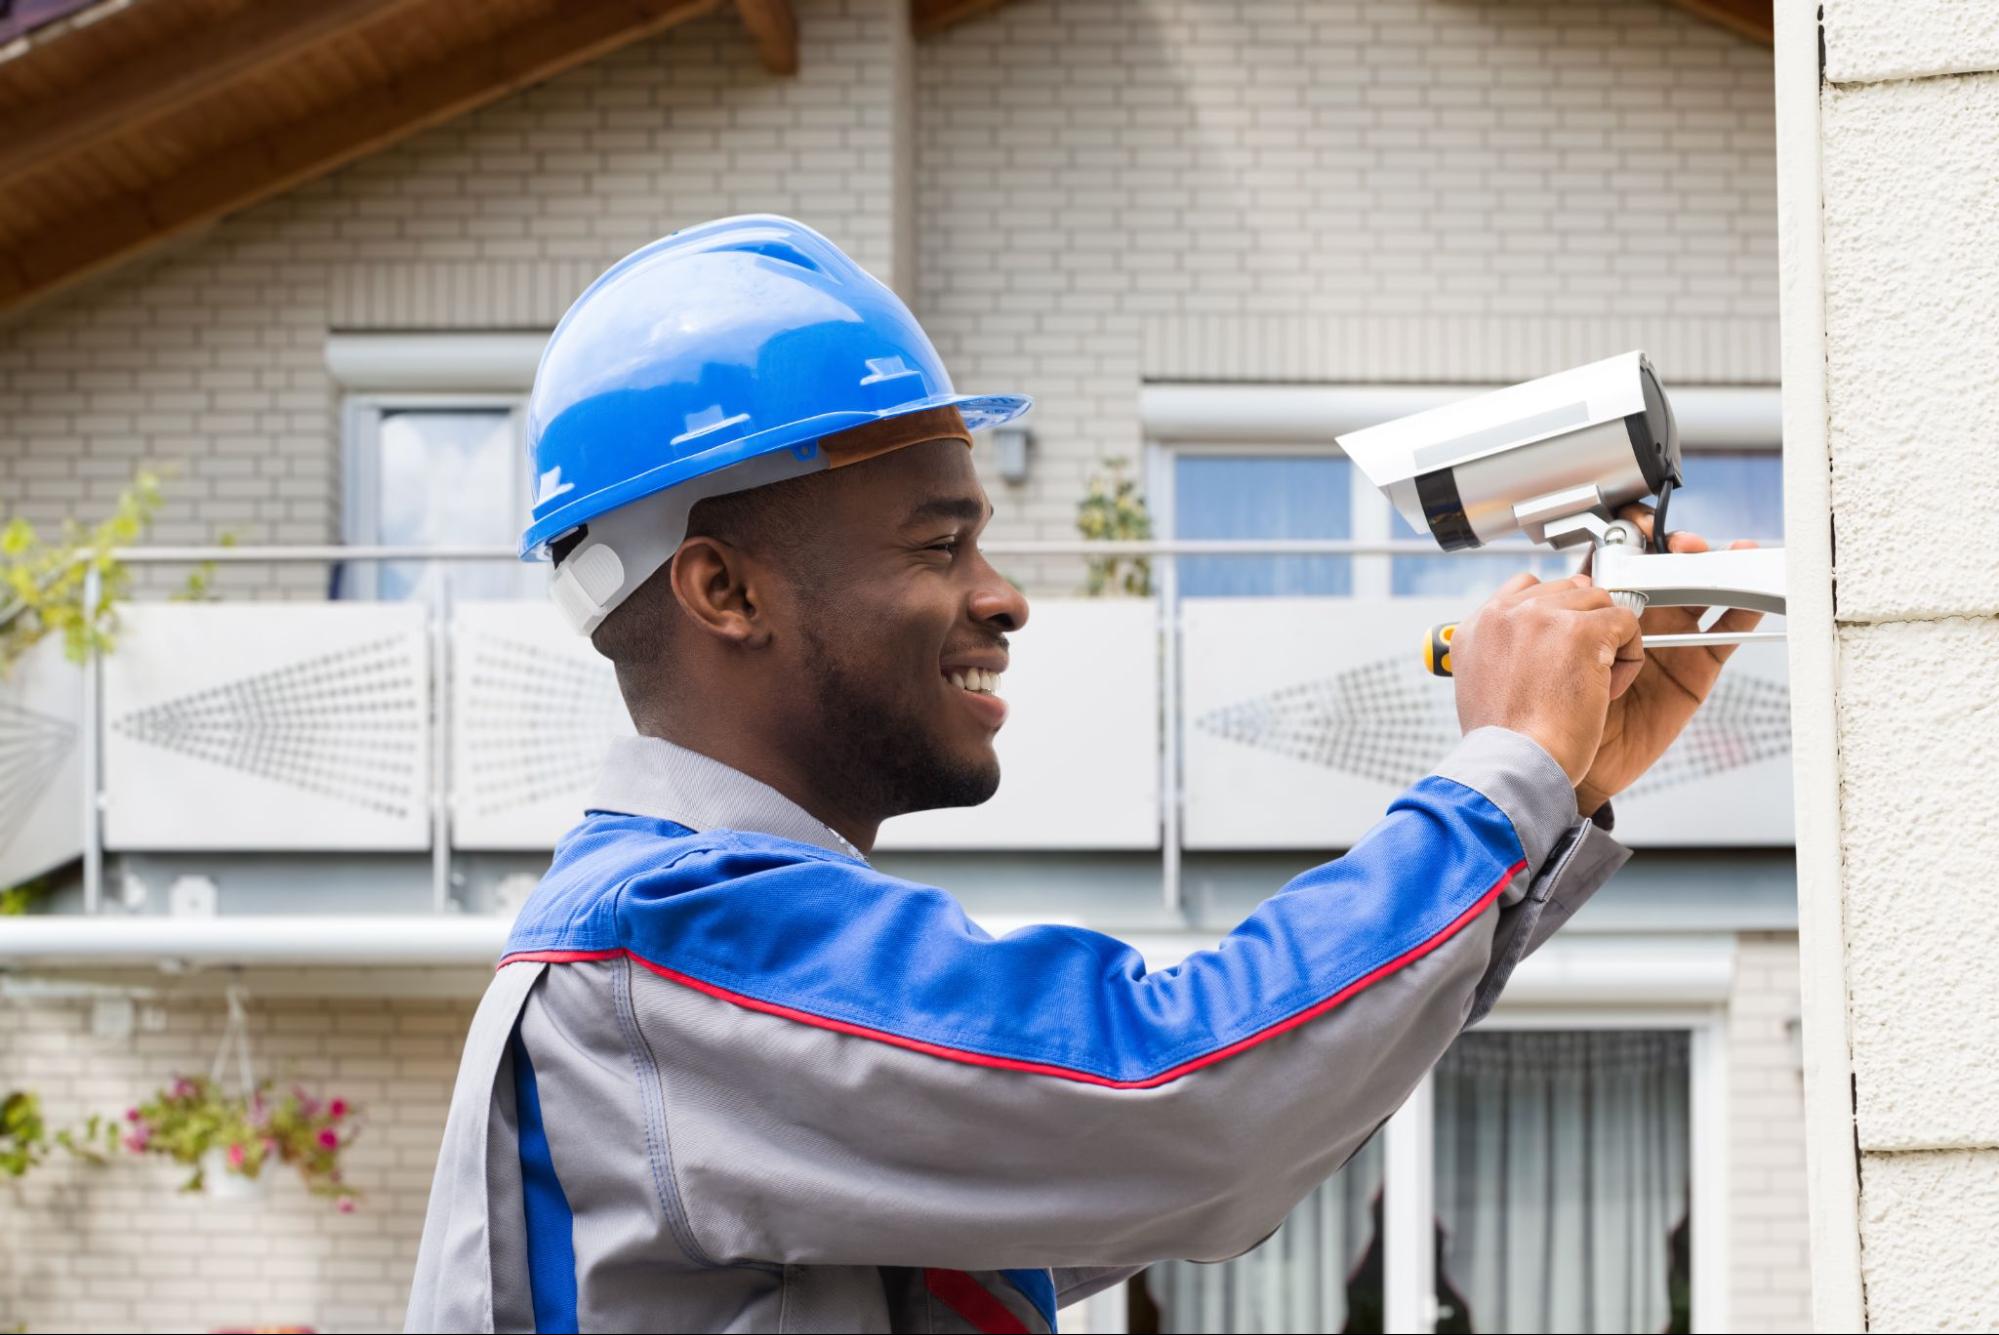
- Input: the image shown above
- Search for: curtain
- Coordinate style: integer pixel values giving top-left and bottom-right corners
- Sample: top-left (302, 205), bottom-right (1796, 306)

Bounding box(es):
top-left (1433, 1030), bottom-right (1690, 1335)
top-left (1173, 454), bottom-right (1354, 598)
top-left (1146, 1138), bottom-right (1384, 1334)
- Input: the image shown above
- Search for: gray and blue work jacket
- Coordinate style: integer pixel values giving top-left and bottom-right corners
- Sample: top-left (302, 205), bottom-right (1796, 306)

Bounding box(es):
top-left (406, 728), bottom-right (1627, 1333)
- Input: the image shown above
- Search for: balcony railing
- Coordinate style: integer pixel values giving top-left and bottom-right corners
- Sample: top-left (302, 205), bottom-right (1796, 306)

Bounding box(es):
top-left (2, 541), bottom-right (1794, 923)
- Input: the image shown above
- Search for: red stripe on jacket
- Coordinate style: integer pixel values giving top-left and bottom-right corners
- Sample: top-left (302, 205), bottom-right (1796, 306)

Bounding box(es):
top-left (499, 859), bottom-right (1522, 1090)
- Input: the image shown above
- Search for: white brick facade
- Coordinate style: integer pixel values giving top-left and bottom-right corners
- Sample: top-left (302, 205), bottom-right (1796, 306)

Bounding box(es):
top-left (918, 0), bottom-right (1778, 578)
top-left (1727, 932), bottom-right (1813, 1334)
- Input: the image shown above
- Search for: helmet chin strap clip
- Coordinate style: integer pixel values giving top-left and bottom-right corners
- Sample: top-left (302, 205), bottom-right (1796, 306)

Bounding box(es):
top-left (549, 447), bottom-right (828, 636)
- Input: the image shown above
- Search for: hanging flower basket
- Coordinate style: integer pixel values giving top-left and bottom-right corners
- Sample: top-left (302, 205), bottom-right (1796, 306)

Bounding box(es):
top-left (122, 987), bottom-right (360, 1211)
top-left (124, 1075), bottom-right (358, 1210)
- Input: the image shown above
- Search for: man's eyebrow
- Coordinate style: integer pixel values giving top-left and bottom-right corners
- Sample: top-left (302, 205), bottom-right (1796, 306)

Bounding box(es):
top-left (904, 496), bottom-right (990, 526)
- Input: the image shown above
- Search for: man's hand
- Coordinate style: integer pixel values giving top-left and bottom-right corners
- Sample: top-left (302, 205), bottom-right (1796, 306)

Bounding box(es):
top-left (1449, 570), bottom-right (1644, 786)
top-left (1571, 506), bottom-right (1763, 816)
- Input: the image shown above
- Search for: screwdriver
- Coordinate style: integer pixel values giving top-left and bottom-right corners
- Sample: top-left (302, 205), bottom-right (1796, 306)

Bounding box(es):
top-left (1422, 621), bottom-right (1784, 677)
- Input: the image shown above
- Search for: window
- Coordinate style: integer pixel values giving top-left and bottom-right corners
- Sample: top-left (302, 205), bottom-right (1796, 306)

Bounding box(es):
top-left (1171, 453), bottom-right (1355, 597)
top-left (1161, 443), bottom-right (1782, 603)
top-left (1431, 1030), bottom-right (1692, 1334)
top-left (341, 398), bottom-right (539, 601)
top-left (1132, 1028), bottom-right (1696, 1335)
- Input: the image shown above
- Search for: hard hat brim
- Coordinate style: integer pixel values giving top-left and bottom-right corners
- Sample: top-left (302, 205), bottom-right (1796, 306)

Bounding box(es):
top-left (519, 391), bottom-right (1031, 560)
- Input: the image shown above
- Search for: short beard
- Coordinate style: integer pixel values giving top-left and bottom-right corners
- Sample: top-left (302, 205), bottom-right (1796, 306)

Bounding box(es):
top-left (802, 620), bottom-right (999, 818)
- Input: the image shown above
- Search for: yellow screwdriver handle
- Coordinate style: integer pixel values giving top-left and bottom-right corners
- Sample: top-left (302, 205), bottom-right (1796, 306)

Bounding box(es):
top-left (1424, 622), bottom-right (1457, 678)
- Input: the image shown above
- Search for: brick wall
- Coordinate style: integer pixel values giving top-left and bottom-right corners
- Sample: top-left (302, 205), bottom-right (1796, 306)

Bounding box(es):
top-left (917, 0), bottom-right (1779, 583)
top-left (0, 985), bottom-right (477, 1334)
top-left (1727, 931), bottom-right (1813, 1332)
top-left (0, 0), bottom-right (903, 597)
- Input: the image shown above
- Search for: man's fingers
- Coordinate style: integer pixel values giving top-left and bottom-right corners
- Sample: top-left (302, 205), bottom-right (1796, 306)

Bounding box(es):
top-left (1614, 502), bottom-right (1656, 540)
top-left (1515, 574), bottom-right (1608, 606)
top-left (1493, 570), bottom-right (1541, 602)
top-left (1666, 530), bottom-right (1710, 555)
top-left (1585, 604), bottom-right (1644, 654)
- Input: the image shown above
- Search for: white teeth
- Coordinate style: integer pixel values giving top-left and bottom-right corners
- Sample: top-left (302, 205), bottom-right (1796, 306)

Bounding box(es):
top-left (950, 671), bottom-right (967, 690)
top-left (949, 669), bottom-right (1003, 694)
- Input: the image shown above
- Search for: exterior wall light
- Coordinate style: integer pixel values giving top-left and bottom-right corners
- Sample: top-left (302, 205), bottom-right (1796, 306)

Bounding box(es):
top-left (994, 424), bottom-right (1033, 485)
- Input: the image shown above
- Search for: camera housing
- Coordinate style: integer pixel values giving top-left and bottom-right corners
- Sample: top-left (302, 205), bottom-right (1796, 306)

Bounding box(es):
top-left (1336, 350), bottom-right (1682, 550)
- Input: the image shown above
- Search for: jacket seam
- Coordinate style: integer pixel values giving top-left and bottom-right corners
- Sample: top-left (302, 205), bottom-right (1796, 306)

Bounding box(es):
top-left (612, 952), bottom-right (754, 1273)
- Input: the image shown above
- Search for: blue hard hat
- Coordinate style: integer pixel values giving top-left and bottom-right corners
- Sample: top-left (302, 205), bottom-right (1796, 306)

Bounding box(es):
top-left (520, 214), bottom-right (1030, 559)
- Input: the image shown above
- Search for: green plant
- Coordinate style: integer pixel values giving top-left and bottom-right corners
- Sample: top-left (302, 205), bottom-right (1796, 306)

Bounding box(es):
top-left (0, 471), bottom-right (163, 675)
top-left (126, 1076), bottom-right (360, 1210)
top-left (0, 876), bottom-right (50, 917)
top-left (1076, 457), bottom-right (1153, 596)
top-left (0, 472), bottom-right (225, 677)
top-left (1, 1090), bottom-right (118, 1178)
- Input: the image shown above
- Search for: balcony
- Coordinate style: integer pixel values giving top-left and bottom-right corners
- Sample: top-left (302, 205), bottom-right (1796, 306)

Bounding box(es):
top-left (0, 540), bottom-right (1794, 962)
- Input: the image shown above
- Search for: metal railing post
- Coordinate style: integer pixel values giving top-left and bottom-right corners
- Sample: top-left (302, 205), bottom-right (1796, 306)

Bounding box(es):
top-left (80, 563), bottom-right (103, 914)
top-left (1159, 549), bottom-right (1183, 915)
top-left (430, 572), bottom-right (453, 913)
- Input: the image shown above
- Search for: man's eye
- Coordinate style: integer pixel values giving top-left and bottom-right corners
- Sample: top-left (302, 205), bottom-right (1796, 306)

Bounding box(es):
top-left (926, 537), bottom-right (959, 554)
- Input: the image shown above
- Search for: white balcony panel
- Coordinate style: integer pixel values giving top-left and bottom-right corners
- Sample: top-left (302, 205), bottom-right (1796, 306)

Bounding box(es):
top-left (0, 636), bottom-right (84, 886)
top-left (450, 600), bottom-right (635, 849)
top-left (879, 598), bottom-right (1161, 850)
top-left (1182, 597), bottom-right (1793, 849)
top-left (104, 604), bottom-right (431, 850)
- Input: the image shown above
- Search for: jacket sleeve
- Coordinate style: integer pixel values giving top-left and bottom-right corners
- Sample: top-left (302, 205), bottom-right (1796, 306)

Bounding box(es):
top-left (529, 726), bottom-right (1627, 1273)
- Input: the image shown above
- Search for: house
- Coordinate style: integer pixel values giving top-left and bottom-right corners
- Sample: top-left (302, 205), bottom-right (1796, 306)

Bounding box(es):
top-left (0, 1), bottom-right (1802, 1331)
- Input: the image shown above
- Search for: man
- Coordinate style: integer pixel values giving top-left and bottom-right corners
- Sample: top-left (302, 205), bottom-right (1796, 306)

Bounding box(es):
top-left (408, 215), bottom-right (1758, 1333)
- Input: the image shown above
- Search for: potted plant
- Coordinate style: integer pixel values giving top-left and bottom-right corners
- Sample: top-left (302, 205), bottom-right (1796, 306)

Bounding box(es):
top-left (124, 1076), bottom-right (360, 1211)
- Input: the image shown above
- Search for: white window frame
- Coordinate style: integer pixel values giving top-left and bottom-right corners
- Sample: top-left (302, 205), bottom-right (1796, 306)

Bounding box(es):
top-left (1382, 1006), bottom-right (1729, 1335)
top-left (338, 392), bottom-right (531, 600)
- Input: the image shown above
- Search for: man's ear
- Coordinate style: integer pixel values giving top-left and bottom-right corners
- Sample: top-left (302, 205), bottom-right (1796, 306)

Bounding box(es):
top-left (667, 536), bottom-right (773, 649)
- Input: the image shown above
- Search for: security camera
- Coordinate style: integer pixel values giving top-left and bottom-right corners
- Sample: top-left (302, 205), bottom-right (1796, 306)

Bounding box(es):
top-left (1341, 351), bottom-right (1787, 661)
top-left (1337, 351), bottom-right (1681, 551)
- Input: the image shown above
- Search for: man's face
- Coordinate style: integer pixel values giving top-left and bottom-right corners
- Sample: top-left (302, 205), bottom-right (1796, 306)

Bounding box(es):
top-left (769, 437), bottom-right (1030, 818)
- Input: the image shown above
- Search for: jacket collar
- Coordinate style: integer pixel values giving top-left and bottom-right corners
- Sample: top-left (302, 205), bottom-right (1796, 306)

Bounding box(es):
top-left (588, 736), bottom-right (865, 860)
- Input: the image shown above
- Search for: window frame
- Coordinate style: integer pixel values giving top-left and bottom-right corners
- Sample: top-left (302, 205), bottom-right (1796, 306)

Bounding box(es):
top-left (338, 391), bottom-right (530, 601)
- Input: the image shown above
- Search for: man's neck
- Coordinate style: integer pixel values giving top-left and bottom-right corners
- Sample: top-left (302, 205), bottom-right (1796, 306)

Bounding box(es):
top-left (644, 725), bottom-right (881, 855)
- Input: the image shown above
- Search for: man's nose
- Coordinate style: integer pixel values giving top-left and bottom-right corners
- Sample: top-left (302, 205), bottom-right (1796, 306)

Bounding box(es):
top-left (969, 558), bottom-right (1029, 633)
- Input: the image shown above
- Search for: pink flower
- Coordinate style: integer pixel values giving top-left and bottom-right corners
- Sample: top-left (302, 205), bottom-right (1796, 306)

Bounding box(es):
top-left (123, 1130), bottom-right (149, 1153)
top-left (317, 1128), bottom-right (339, 1150)
top-left (226, 1142), bottom-right (245, 1170)
top-left (170, 1078), bottom-right (195, 1099)
top-left (335, 1196), bottom-right (357, 1214)
top-left (328, 1098), bottom-right (348, 1120)
top-left (124, 1107), bottom-right (141, 1123)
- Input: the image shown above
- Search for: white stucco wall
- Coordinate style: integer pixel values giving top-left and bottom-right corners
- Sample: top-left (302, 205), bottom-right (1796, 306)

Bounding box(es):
top-left (1782, 2), bottom-right (1999, 1327)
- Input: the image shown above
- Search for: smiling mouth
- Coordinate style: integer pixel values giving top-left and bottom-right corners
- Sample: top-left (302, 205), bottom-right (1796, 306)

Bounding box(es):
top-left (947, 668), bottom-right (1003, 696)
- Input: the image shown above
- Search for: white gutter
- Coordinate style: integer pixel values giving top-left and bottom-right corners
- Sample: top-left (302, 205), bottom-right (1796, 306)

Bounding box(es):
top-left (0, 916), bottom-right (511, 967)
top-left (1139, 382), bottom-right (1782, 450)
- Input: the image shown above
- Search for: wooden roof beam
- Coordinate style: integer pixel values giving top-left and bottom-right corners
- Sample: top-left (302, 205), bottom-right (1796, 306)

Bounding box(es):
top-left (0, 0), bottom-right (436, 196)
top-left (913, 0), bottom-right (1009, 37)
top-left (0, 0), bottom-right (725, 312)
top-left (734, 0), bottom-right (797, 75)
top-left (1666, 0), bottom-right (1772, 45)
